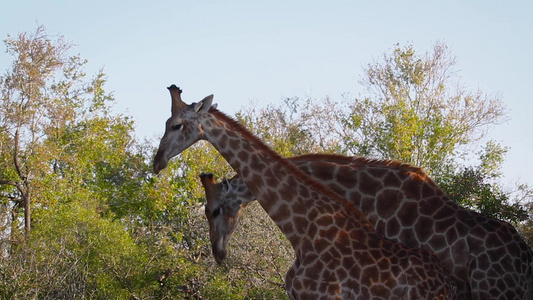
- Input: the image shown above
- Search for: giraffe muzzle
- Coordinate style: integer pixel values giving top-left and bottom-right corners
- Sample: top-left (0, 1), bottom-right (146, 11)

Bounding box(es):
top-left (211, 235), bottom-right (228, 264)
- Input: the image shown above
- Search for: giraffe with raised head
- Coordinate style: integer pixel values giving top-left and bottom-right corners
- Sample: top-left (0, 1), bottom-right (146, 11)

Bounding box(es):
top-left (153, 85), bottom-right (455, 299)
top-left (201, 154), bottom-right (533, 300)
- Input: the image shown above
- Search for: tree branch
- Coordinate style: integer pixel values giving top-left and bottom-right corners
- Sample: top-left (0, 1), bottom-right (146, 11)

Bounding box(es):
top-left (13, 127), bottom-right (26, 181)
top-left (0, 179), bottom-right (17, 186)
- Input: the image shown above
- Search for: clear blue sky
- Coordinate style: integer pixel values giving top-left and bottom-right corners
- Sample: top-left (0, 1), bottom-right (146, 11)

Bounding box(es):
top-left (1, 0), bottom-right (532, 188)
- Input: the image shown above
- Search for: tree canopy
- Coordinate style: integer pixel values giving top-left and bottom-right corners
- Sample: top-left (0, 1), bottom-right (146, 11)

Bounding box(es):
top-left (340, 42), bottom-right (507, 175)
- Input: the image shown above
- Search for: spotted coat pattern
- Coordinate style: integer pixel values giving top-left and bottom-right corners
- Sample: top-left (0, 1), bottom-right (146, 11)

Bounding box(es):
top-left (203, 154), bottom-right (533, 300)
top-left (153, 85), bottom-right (456, 299)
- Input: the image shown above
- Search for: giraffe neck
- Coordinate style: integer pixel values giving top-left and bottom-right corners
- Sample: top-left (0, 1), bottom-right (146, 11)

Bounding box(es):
top-left (201, 109), bottom-right (308, 206)
top-left (200, 109), bottom-right (370, 246)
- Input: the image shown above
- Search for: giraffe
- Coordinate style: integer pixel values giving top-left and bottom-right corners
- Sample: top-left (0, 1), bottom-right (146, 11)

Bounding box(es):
top-left (153, 85), bottom-right (455, 299)
top-left (201, 154), bottom-right (533, 300)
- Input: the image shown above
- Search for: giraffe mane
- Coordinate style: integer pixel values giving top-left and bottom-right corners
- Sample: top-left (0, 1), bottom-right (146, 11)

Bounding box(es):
top-left (291, 153), bottom-right (418, 171)
top-left (290, 153), bottom-right (437, 184)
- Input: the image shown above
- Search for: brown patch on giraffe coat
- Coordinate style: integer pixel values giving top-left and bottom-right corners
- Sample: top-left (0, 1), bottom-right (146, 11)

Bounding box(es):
top-left (419, 196), bottom-right (440, 216)
top-left (359, 172), bottom-right (383, 195)
top-left (275, 203), bottom-right (291, 222)
top-left (300, 239), bottom-right (314, 258)
top-left (316, 215), bottom-right (334, 227)
top-left (281, 222), bottom-right (295, 236)
top-left (367, 167), bottom-right (389, 179)
top-left (210, 128), bottom-right (224, 137)
top-left (240, 165), bottom-right (250, 178)
top-left (361, 265), bottom-right (380, 287)
top-left (421, 182), bottom-right (436, 198)
top-left (357, 251), bottom-right (376, 267)
top-left (305, 260), bottom-right (324, 278)
top-left (341, 256), bottom-right (356, 272)
top-left (360, 196), bottom-right (375, 215)
top-left (445, 227), bottom-right (459, 246)
top-left (219, 133), bottom-right (228, 149)
top-left (321, 226), bottom-right (339, 243)
top-left (457, 210), bottom-right (477, 227)
top-left (265, 175), bottom-right (280, 190)
top-left (376, 189), bottom-right (401, 219)
top-left (263, 167), bottom-right (276, 180)
top-left (291, 197), bottom-right (307, 216)
top-left (250, 174), bottom-right (265, 190)
top-left (294, 215), bottom-right (309, 235)
top-left (237, 150), bottom-right (249, 163)
top-left (306, 207), bottom-right (320, 222)
top-left (279, 182), bottom-right (295, 200)
top-left (402, 179), bottom-right (422, 199)
top-left (370, 284), bottom-right (389, 297)
top-left (241, 140), bottom-right (254, 153)
top-left (382, 171), bottom-right (402, 187)
top-left (333, 214), bottom-right (349, 230)
top-left (314, 237), bottom-right (330, 254)
top-left (260, 189), bottom-right (278, 212)
top-left (327, 182), bottom-right (346, 197)
top-left (376, 257), bottom-right (391, 271)
top-left (429, 234), bottom-right (447, 250)
top-left (297, 184), bottom-right (311, 200)
top-left (336, 171), bottom-right (356, 189)
top-left (335, 267), bottom-right (347, 280)
top-left (326, 281), bottom-right (341, 297)
top-left (335, 230), bottom-right (353, 254)
top-left (292, 277), bottom-right (303, 291)
top-left (386, 217), bottom-right (401, 237)
top-left (307, 222), bottom-right (318, 238)
top-left (347, 191), bottom-right (362, 207)
top-left (309, 162), bottom-right (335, 181)
top-left (250, 154), bottom-right (266, 170)
top-left (398, 201), bottom-right (418, 226)
top-left (433, 204), bottom-right (455, 220)
top-left (415, 216), bottom-right (434, 242)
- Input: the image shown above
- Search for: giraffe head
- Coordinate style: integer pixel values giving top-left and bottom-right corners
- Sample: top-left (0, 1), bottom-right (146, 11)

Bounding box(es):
top-left (199, 173), bottom-right (252, 264)
top-left (153, 85), bottom-right (216, 174)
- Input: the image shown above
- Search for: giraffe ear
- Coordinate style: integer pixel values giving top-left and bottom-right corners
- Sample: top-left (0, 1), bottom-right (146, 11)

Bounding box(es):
top-left (221, 178), bottom-right (233, 196)
top-left (195, 94), bottom-right (214, 113)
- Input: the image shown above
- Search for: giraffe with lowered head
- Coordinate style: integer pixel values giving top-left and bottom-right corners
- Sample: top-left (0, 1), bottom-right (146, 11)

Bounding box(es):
top-left (200, 154), bottom-right (533, 299)
top-left (153, 85), bottom-right (455, 299)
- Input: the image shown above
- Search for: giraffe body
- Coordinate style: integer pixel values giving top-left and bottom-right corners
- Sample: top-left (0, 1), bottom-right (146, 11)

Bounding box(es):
top-left (154, 86), bottom-right (456, 299)
top-left (203, 154), bottom-right (533, 300)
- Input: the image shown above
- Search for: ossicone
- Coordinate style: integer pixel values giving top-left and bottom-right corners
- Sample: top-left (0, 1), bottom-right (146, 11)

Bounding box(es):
top-left (168, 84), bottom-right (186, 115)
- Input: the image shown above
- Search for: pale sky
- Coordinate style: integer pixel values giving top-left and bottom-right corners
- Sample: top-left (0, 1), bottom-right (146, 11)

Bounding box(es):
top-left (1, 0), bottom-right (532, 188)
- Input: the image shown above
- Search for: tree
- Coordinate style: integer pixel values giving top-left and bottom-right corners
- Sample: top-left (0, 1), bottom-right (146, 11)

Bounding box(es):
top-left (340, 42), bottom-right (506, 177)
top-left (236, 97), bottom-right (343, 157)
top-left (438, 141), bottom-right (530, 225)
top-left (0, 25), bottom-right (158, 298)
top-left (0, 199), bottom-right (153, 299)
top-left (331, 42), bottom-right (532, 225)
top-left (0, 25), bottom-right (109, 236)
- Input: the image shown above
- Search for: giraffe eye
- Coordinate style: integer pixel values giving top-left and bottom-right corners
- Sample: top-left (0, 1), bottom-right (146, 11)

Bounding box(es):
top-left (212, 207), bottom-right (221, 218)
top-left (171, 123), bottom-right (183, 131)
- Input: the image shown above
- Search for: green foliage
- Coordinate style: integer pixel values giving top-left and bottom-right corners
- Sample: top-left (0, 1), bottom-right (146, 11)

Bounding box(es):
top-left (437, 141), bottom-right (530, 225)
top-left (340, 42), bottom-right (506, 176)
top-left (520, 204), bottom-right (533, 248)
top-left (236, 97), bottom-right (343, 156)
top-left (439, 166), bottom-right (529, 224)
top-left (0, 200), bottom-right (154, 299)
